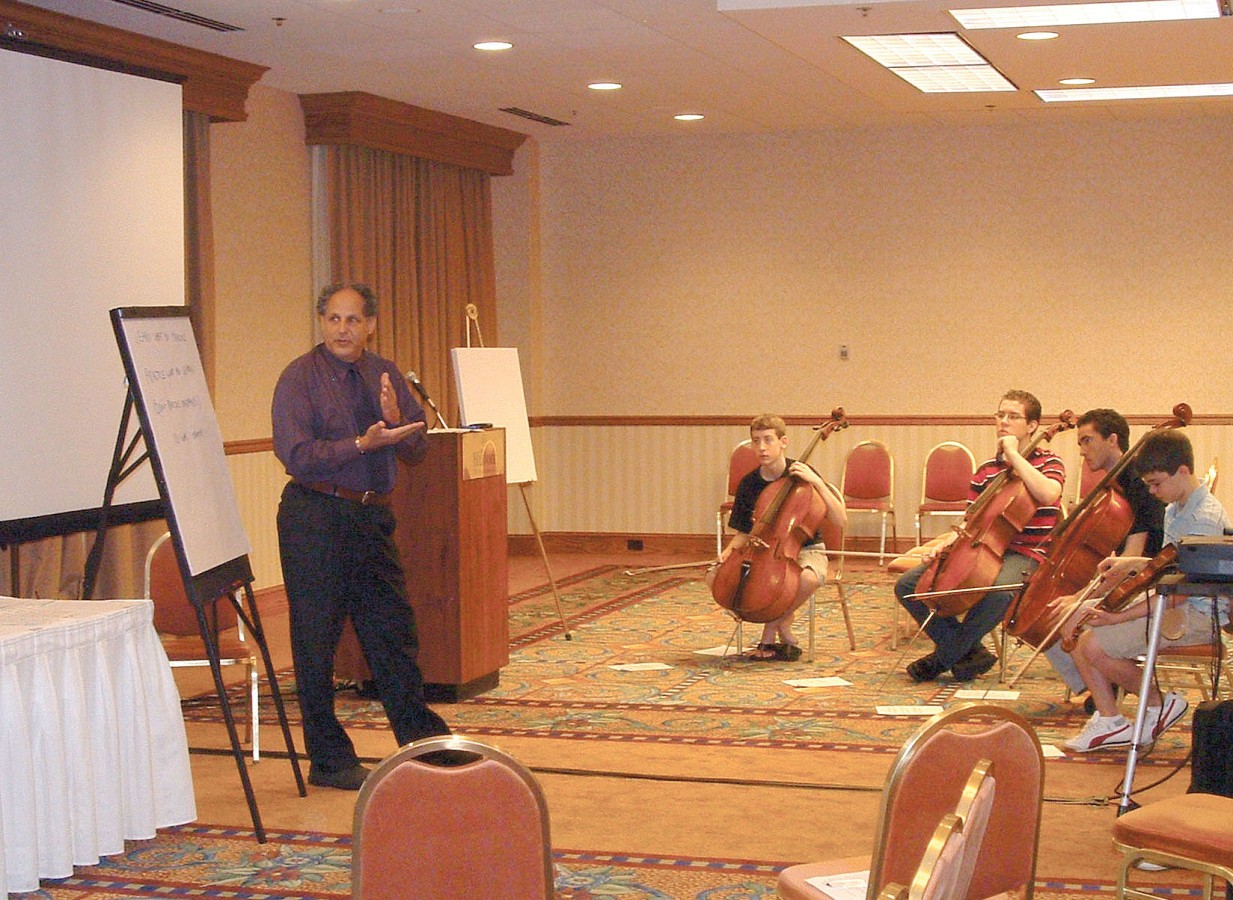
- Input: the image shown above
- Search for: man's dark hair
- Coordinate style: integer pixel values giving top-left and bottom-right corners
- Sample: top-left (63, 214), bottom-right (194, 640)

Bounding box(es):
top-left (316, 283), bottom-right (378, 318)
top-left (1077, 408), bottom-right (1130, 453)
top-left (1136, 430), bottom-right (1194, 477)
top-left (1002, 389), bottom-right (1042, 425)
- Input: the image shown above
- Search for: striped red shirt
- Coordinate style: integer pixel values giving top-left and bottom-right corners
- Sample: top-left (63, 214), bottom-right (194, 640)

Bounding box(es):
top-left (969, 449), bottom-right (1066, 563)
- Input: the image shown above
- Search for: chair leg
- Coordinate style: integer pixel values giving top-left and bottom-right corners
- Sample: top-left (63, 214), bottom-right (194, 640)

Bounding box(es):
top-left (716, 511), bottom-right (724, 557)
top-left (837, 582), bottom-right (855, 651)
top-left (807, 594), bottom-right (815, 662)
top-left (878, 513), bottom-right (887, 564)
top-left (247, 660), bottom-right (260, 763)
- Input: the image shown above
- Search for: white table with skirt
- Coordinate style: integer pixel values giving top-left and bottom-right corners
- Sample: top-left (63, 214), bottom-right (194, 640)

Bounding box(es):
top-left (0, 596), bottom-right (196, 894)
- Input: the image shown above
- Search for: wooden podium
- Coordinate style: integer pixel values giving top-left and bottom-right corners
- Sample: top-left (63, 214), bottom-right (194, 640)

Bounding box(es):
top-left (390, 428), bottom-right (509, 700)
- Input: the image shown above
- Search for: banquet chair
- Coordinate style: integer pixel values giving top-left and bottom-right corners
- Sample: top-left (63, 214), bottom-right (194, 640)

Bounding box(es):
top-left (914, 441), bottom-right (975, 546)
top-left (1112, 792), bottom-right (1233, 900)
top-left (1139, 626), bottom-right (1233, 702)
top-left (841, 440), bottom-right (897, 563)
top-left (352, 735), bottom-right (554, 900)
top-left (776, 704), bottom-right (1042, 900)
top-left (778, 758), bottom-right (996, 900)
top-left (813, 482), bottom-right (857, 654)
top-left (716, 439), bottom-right (760, 554)
top-left (1203, 457), bottom-right (1219, 492)
top-left (145, 531), bottom-right (258, 761)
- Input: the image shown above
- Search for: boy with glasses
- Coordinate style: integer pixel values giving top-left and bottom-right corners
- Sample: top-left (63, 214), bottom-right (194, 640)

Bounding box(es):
top-left (895, 390), bottom-right (1066, 682)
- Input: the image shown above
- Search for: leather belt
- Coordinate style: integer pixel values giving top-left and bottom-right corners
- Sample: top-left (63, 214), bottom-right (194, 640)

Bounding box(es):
top-left (297, 480), bottom-right (391, 506)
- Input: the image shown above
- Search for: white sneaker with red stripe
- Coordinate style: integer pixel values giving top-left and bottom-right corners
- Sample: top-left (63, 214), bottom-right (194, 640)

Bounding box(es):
top-left (1064, 712), bottom-right (1134, 752)
top-left (1141, 691), bottom-right (1188, 741)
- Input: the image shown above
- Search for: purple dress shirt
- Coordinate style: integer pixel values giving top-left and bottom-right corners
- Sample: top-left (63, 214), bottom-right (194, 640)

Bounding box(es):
top-left (272, 344), bottom-right (428, 494)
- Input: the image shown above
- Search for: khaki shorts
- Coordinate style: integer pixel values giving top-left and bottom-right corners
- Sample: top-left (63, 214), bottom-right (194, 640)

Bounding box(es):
top-left (1093, 603), bottom-right (1220, 659)
top-left (798, 544), bottom-right (829, 584)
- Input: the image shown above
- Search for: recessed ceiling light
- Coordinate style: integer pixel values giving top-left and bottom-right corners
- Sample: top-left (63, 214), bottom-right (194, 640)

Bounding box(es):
top-left (1016, 30), bottom-right (1059, 39)
top-left (674, 113), bottom-right (705, 121)
top-left (588, 82), bottom-right (622, 91)
top-left (842, 33), bottom-right (1017, 93)
top-left (1036, 82), bottom-right (1233, 101)
top-left (952, 0), bottom-right (1223, 28)
top-left (474, 41), bottom-right (513, 51)
top-left (1059, 77), bottom-right (1096, 85)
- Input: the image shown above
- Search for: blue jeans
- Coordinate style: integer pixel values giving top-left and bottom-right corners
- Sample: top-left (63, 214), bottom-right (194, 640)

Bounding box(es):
top-left (895, 552), bottom-right (1037, 670)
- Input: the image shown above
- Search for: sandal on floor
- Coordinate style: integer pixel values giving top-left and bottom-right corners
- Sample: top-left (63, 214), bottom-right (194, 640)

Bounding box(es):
top-left (747, 643), bottom-right (780, 660)
top-left (774, 643), bottom-right (803, 661)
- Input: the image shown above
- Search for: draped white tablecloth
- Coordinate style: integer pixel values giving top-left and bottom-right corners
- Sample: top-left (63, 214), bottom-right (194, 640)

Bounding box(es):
top-left (0, 597), bottom-right (196, 895)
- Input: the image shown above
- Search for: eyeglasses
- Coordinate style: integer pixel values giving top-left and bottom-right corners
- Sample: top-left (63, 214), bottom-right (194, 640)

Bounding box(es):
top-left (993, 411), bottom-right (1026, 422)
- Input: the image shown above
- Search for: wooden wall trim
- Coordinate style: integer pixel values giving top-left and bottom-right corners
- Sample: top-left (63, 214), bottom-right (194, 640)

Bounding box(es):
top-left (222, 412), bottom-right (1233, 455)
top-left (528, 413), bottom-right (1233, 427)
top-left (299, 91), bottom-right (527, 176)
top-left (0, 0), bottom-right (267, 121)
top-left (225, 438), bottom-right (273, 455)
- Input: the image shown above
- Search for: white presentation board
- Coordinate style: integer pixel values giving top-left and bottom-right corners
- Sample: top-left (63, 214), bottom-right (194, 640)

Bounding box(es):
top-left (113, 308), bottom-right (251, 577)
top-left (0, 47), bottom-right (182, 539)
top-left (451, 347), bottom-right (537, 485)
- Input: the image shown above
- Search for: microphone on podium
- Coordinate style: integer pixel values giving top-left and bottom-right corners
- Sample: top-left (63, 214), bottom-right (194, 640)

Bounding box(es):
top-left (404, 371), bottom-right (447, 429)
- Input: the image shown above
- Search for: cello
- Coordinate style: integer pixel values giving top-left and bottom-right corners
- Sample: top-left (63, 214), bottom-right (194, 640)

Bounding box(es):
top-left (710, 409), bottom-right (848, 623)
top-left (910, 410), bottom-right (1076, 618)
top-left (1003, 403), bottom-right (1191, 650)
top-left (1059, 544), bottom-right (1180, 653)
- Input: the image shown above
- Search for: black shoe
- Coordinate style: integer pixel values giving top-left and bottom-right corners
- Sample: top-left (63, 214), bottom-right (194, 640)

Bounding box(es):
top-left (417, 749), bottom-right (480, 767)
top-left (907, 653), bottom-right (946, 683)
top-left (1083, 694), bottom-right (1097, 715)
top-left (951, 645), bottom-right (998, 681)
top-left (307, 763), bottom-right (371, 791)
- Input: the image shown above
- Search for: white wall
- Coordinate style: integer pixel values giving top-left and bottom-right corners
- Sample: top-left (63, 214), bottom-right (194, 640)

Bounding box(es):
top-left (495, 118), bottom-right (1233, 421)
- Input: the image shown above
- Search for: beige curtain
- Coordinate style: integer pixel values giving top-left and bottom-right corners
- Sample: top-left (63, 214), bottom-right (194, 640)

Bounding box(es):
top-left (322, 144), bottom-right (499, 681)
top-left (324, 145), bottom-right (498, 427)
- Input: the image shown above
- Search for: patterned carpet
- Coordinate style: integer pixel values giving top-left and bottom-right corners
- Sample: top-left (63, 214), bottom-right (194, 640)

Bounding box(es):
top-left (162, 563), bottom-right (1213, 899)
top-left (23, 824), bottom-right (1189, 899)
top-left (185, 564), bottom-right (1195, 764)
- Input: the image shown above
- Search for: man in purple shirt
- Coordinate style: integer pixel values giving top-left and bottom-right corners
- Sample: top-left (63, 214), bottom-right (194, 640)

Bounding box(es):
top-left (273, 283), bottom-right (449, 790)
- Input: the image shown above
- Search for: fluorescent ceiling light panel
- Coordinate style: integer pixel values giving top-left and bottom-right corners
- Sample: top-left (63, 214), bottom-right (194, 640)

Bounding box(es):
top-left (843, 33), bottom-right (1016, 92)
top-left (895, 65), bottom-right (1017, 92)
top-left (951, 0), bottom-right (1222, 28)
top-left (843, 33), bottom-right (986, 67)
top-left (1037, 82), bottom-right (1233, 100)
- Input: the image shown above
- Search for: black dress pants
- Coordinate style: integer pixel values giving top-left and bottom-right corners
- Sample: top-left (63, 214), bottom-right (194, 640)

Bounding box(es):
top-left (277, 482), bottom-right (448, 772)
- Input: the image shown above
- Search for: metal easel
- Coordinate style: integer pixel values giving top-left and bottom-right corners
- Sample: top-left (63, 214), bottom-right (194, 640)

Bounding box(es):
top-left (464, 304), bottom-right (571, 640)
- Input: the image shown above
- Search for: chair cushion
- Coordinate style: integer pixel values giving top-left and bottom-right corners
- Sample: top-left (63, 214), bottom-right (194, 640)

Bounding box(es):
top-left (1112, 793), bottom-right (1233, 866)
top-left (160, 631), bottom-right (252, 663)
top-left (918, 501), bottom-right (966, 513)
top-left (846, 500), bottom-right (891, 512)
top-left (776, 855), bottom-right (870, 900)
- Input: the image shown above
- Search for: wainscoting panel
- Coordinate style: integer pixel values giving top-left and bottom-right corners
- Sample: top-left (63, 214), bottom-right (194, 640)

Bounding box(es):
top-left (225, 449), bottom-right (287, 590)
top-left (512, 420), bottom-right (1233, 546)
top-left (225, 420), bottom-right (1233, 570)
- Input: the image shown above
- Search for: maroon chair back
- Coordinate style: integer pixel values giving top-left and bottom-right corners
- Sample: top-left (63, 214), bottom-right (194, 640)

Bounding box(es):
top-left (353, 736), bottom-right (554, 900)
top-left (146, 533), bottom-right (237, 637)
top-left (843, 441), bottom-right (892, 504)
top-left (921, 442), bottom-right (974, 507)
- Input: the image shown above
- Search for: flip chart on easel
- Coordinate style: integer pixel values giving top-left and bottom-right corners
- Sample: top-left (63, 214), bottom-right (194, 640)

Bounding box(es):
top-left (451, 347), bottom-right (536, 485)
top-left (112, 307), bottom-right (250, 577)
